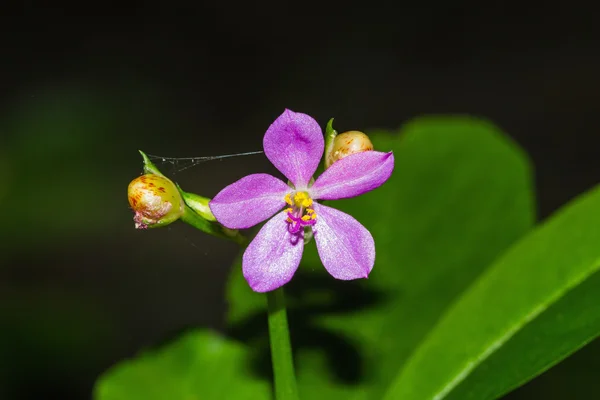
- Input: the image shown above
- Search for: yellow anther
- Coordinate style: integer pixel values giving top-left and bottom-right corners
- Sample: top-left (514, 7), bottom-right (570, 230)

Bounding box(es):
top-left (284, 193), bottom-right (293, 206)
top-left (293, 192), bottom-right (307, 204)
top-left (293, 192), bottom-right (313, 208)
top-left (310, 213), bottom-right (317, 220)
top-left (285, 207), bottom-right (293, 214)
top-left (301, 215), bottom-right (311, 221)
top-left (306, 208), bottom-right (315, 215)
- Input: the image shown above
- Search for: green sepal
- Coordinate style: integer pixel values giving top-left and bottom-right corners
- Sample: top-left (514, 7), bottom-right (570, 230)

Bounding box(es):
top-left (324, 118), bottom-right (337, 169)
top-left (180, 204), bottom-right (247, 246)
top-left (175, 180), bottom-right (246, 245)
top-left (138, 150), bottom-right (164, 177)
top-left (177, 186), bottom-right (217, 222)
top-left (325, 117), bottom-right (336, 138)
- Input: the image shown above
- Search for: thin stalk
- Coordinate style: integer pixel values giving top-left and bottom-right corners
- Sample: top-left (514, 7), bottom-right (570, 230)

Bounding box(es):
top-left (266, 287), bottom-right (299, 400)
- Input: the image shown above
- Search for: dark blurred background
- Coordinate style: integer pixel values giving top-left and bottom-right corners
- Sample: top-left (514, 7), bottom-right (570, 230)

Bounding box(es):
top-left (1, 3), bottom-right (598, 399)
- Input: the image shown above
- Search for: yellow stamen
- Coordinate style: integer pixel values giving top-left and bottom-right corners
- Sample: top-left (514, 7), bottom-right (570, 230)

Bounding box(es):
top-left (293, 192), bottom-right (313, 208)
top-left (283, 192), bottom-right (317, 224)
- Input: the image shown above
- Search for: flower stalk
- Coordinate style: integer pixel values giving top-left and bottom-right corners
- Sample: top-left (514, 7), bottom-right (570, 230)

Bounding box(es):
top-left (267, 287), bottom-right (299, 400)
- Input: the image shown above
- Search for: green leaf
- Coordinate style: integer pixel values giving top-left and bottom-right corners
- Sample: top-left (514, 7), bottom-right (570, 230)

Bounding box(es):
top-left (226, 116), bottom-right (535, 399)
top-left (94, 330), bottom-right (271, 400)
top-left (385, 183), bottom-right (600, 400)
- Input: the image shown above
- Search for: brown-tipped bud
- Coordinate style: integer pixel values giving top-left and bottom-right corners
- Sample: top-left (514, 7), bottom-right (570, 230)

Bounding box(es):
top-left (127, 174), bottom-right (184, 229)
top-left (325, 130), bottom-right (374, 168)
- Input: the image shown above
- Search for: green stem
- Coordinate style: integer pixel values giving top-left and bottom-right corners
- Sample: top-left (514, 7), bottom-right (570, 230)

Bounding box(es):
top-left (267, 287), bottom-right (299, 400)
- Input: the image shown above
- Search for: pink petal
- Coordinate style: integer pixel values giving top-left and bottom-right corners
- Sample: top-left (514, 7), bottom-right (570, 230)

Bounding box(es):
top-left (209, 174), bottom-right (290, 229)
top-left (310, 151), bottom-right (394, 200)
top-left (312, 203), bottom-right (375, 280)
top-left (243, 211), bottom-right (304, 292)
top-left (263, 109), bottom-right (324, 188)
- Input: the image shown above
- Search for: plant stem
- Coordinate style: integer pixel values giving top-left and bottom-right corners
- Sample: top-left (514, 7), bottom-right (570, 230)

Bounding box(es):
top-left (266, 287), bottom-right (299, 400)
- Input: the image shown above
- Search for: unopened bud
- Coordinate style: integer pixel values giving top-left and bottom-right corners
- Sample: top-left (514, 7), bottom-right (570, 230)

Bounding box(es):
top-left (325, 130), bottom-right (374, 168)
top-left (128, 174), bottom-right (184, 229)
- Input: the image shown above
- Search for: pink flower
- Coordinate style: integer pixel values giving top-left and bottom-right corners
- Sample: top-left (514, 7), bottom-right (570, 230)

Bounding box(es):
top-left (209, 109), bottom-right (394, 292)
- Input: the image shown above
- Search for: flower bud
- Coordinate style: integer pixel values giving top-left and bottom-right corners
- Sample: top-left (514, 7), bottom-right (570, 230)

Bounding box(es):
top-left (325, 130), bottom-right (374, 168)
top-left (127, 174), bottom-right (184, 229)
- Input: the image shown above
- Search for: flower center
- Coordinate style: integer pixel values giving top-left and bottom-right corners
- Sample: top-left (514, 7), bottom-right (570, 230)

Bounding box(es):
top-left (284, 191), bottom-right (317, 234)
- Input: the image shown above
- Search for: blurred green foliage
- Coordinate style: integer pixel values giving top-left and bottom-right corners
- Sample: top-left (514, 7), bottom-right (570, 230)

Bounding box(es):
top-left (95, 330), bottom-right (271, 400)
top-left (388, 178), bottom-right (600, 399)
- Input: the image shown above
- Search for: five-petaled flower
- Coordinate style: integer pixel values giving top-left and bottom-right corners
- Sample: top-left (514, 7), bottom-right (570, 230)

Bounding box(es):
top-left (209, 109), bottom-right (394, 292)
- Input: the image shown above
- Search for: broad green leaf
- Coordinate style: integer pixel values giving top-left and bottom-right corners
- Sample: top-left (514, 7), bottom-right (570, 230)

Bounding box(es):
top-left (385, 183), bottom-right (600, 400)
top-left (226, 116), bottom-right (535, 399)
top-left (94, 330), bottom-right (271, 400)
